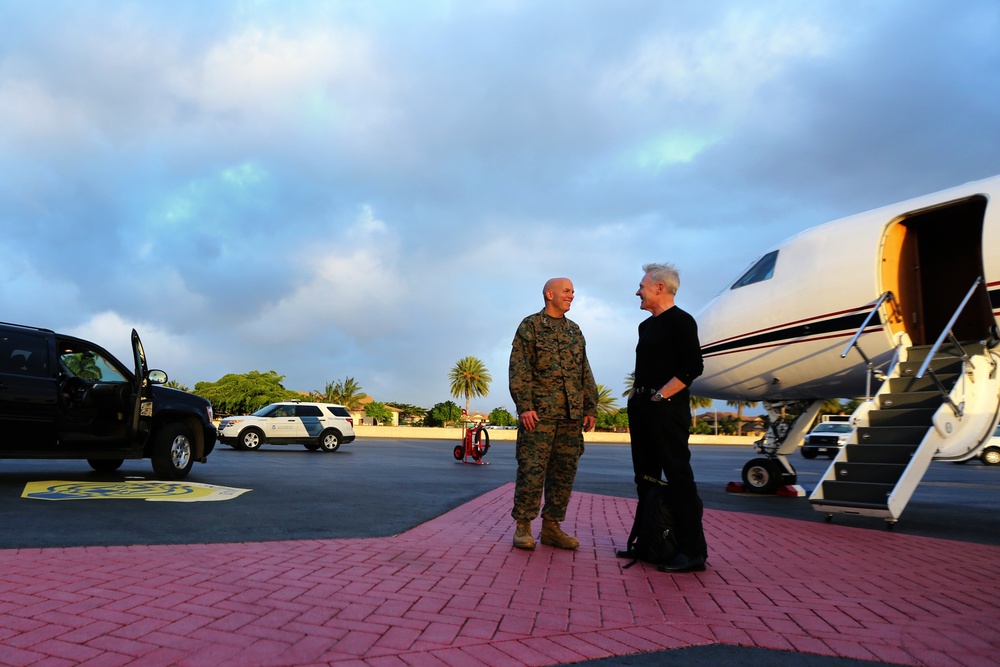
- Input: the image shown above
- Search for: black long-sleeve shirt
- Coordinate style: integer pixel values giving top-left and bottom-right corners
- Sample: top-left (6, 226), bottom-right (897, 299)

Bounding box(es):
top-left (633, 306), bottom-right (704, 395)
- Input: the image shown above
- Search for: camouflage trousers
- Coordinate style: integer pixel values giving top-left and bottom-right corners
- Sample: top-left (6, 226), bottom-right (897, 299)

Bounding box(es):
top-left (512, 419), bottom-right (585, 522)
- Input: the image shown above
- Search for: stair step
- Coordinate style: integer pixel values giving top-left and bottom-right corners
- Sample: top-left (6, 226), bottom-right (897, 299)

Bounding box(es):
top-left (820, 480), bottom-right (893, 505)
top-left (844, 443), bottom-right (917, 464)
top-left (810, 342), bottom-right (990, 519)
top-left (867, 408), bottom-right (936, 427)
top-left (857, 426), bottom-right (927, 444)
top-left (879, 391), bottom-right (943, 410)
top-left (965, 342), bottom-right (989, 357)
top-left (887, 374), bottom-right (957, 393)
top-left (833, 462), bottom-right (907, 484)
top-left (907, 341), bottom-right (987, 362)
top-left (810, 498), bottom-right (891, 512)
top-left (898, 359), bottom-right (962, 377)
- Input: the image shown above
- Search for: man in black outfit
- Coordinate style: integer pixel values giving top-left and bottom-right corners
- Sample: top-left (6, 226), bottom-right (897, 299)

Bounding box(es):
top-left (625, 262), bottom-right (708, 573)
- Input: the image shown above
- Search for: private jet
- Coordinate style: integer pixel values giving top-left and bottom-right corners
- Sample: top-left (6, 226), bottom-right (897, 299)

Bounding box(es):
top-left (691, 173), bottom-right (1000, 525)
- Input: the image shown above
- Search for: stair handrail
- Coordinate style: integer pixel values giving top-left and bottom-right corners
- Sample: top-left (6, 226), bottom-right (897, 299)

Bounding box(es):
top-left (915, 276), bottom-right (982, 380)
top-left (841, 291), bottom-right (898, 399)
top-left (914, 277), bottom-right (983, 418)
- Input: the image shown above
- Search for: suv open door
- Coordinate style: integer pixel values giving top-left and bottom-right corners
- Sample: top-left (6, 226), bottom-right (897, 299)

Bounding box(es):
top-left (130, 329), bottom-right (154, 444)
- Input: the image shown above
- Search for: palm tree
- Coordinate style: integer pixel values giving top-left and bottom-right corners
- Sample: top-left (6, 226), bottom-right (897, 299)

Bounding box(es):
top-left (690, 395), bottom-right (713, 427)
top-left (63, 351), bottom-right (101, 380)
top-left (317, 377), bottom-right (368, 410)
top-left (596, 384), bottom-right (618, 414)
top-left (620, 375), bottom-right (716, 427)
top-left (621, 373), bottom-right (634, 398)
top-left (449, 356), bottom-right (492, 416)
top-left (726, 400), bottom-right (759, 436)
top-left (820, 398), bottom-right (845, 416)
top-left (841, 398), bottom-right (863, 415)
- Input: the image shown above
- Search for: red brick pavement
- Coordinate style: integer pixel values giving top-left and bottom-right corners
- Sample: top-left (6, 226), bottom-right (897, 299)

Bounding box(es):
top-left (0, 483), bottom-right (997, 666)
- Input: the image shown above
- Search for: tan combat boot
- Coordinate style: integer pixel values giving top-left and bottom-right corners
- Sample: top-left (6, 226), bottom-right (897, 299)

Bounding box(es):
top-left (513, 520), bottom-right (535, 550)
top-left (541, 519), bottom-right (579, 550)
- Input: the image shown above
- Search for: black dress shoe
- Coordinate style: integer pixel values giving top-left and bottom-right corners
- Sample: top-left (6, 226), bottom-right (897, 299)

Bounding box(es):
top-left (657, 553), bottom-right (706, 573)
top-left (615, 547), bottom-right (637, 559)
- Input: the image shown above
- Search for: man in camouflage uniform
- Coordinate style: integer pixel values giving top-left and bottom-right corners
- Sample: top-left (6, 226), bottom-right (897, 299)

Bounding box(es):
top-left (509, 277), bottom-right (598, 550)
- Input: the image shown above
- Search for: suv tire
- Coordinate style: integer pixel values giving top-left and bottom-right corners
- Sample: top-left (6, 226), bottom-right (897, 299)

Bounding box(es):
top-left (319, 430), bottom-right (341, 452)
top-left (239, 429), bottom-right (264, 451)
top-left (88, 459), bottom-right (124, 472)
top-left (982, 446), bottom-right (1000, 466)
top-left (151, 423), bottom-right (195, 479)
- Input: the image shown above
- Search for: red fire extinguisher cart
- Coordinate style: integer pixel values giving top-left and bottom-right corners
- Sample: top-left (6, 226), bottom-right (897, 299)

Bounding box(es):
top-left (454, 421), bottom-right (490, 464)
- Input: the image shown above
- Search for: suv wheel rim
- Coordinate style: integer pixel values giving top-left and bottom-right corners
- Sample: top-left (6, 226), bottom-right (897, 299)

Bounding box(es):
top-left (172, 435), bottom-right (192, 470)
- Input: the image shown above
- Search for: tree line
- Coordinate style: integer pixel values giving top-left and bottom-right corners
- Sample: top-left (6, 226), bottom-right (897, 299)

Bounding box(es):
top-left (179, 357), bottom-right (856, 432)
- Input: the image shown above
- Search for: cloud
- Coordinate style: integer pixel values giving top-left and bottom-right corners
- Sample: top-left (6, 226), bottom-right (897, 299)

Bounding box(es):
top-left (1, 0), bottom-right (998, 412)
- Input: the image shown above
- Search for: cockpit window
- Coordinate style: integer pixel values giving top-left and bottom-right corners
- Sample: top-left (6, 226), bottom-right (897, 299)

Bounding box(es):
top-left (731, 250), bottom-right (778, 289)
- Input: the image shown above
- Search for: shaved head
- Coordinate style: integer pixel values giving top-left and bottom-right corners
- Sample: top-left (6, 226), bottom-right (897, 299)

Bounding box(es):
top-left (542, 277), bottom-right (575, 317)
top-left (543, 277), bottom-right (571, 298)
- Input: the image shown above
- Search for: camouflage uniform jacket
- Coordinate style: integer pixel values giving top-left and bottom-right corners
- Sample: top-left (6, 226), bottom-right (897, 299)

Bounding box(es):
top-left (509, 310), bottom-right (598, 421)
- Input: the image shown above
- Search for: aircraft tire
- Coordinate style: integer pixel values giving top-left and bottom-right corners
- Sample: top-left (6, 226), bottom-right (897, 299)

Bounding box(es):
top-left (741, 458), bottom-right (782, 494)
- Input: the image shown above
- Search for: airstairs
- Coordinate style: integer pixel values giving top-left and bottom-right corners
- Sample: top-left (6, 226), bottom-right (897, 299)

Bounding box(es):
top-left (810, 282), bottom-right (1000, 525)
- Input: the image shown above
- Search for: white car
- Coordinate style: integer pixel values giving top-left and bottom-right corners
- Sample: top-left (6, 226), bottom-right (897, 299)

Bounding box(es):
top-left (979, 424), bottom-right (1000, 466)
top-left (218, 401), bottom-right (356, 452)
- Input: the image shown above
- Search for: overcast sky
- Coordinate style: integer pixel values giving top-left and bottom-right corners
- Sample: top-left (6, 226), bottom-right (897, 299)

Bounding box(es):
top-left (1, 1), bottom-right (998, 414)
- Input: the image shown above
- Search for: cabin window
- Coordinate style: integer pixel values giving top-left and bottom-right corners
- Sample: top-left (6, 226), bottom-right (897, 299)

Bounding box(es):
top-left (731, 250), bottom-right (778, 289)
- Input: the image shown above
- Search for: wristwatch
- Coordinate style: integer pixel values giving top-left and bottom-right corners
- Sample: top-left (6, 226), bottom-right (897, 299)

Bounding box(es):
top-left (651, 391), bottom-right (664, 402)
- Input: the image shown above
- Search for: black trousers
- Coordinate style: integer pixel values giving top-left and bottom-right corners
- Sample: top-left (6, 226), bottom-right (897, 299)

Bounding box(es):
top-left (627, 396), bottom-right (707, 559)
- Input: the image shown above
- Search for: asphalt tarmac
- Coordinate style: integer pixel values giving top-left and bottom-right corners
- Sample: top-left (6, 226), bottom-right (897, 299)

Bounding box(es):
top-left (2, 438), bottom-right (997, 550)
top-left (2, 438), bottom-right (997, 666)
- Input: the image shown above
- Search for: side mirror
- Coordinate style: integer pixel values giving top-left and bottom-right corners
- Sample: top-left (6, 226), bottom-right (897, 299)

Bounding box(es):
top-left (148, 369), bottom-right (168, 385)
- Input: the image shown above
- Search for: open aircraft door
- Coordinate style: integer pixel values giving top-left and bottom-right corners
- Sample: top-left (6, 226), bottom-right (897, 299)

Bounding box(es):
top-left (808, 195), bottom-right (1000, 524)
top-left (879, 195), bottom-right (994, 346)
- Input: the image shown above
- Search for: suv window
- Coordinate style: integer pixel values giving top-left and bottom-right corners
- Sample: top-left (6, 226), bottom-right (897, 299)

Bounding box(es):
top-left (295, 405), bottom-right (323, 417)
top-left (325, 406), bottom-right (351, 417)
top-left (59, 348), bottom-right (127, 383)
top-left (1, 332), bottom-right (49, 377)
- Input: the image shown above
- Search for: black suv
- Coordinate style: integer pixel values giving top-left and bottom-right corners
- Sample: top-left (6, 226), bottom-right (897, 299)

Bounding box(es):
top-left (0, 322), bottom-right (216, 479)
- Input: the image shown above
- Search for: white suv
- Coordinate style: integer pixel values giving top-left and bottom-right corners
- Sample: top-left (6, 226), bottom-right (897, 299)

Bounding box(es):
top-left (218, 401), bottom-right (356, 452)
top-left (979, 424), bottom-right (1000, 466)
